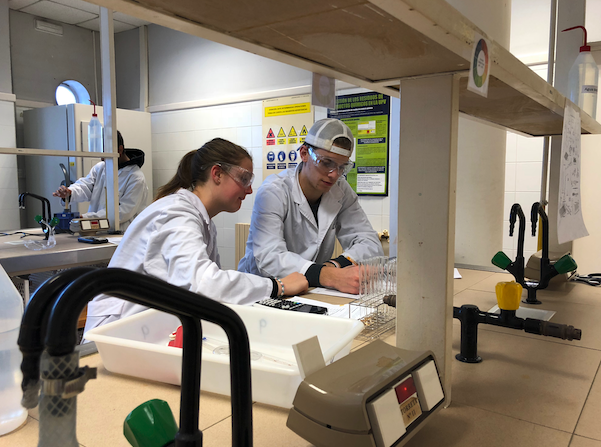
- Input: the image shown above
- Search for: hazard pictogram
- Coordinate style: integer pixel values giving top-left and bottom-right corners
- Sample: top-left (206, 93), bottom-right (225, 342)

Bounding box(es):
top-left (288, 126), bottom-right (297, 137)
top-left (277, 127), bottom-right (286, 138)
top-left (300, 125), bottom-right (308, 136)
top-left (266, 128), bottom-right (275, 139)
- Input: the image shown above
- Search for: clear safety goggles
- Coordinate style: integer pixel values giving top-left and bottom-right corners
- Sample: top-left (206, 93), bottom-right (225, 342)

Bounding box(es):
top-left (215, 162), bottom-right (255, 188)
top-left (307, 145), bottom-right (354, 176)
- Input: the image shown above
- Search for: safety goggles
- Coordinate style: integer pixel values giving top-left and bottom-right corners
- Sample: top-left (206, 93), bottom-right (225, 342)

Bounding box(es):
top-left (306, 145), bottom-right (354, 176)
top-left (215, 162), bottom-right (255, 188)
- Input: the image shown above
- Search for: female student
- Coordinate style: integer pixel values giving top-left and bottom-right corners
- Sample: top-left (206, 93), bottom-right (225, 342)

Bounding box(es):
top-left (84, 138), bottom-right (308, 332)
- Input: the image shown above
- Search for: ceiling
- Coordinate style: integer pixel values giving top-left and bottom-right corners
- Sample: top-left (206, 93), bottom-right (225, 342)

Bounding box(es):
top-left (7, 0), bottom-right (150, 33)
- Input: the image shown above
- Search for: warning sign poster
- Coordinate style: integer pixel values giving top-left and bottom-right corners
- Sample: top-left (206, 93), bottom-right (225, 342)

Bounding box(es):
top-left (262, 94), bottom-right (314, 181)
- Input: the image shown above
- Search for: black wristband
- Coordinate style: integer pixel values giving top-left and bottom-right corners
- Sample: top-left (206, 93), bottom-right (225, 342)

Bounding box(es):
top-left (333, 255), bottom-right (353, 268)
top-left (269, 277), bottom-right (279, 298)
top-left (305, 264), bottom-right (325, 287)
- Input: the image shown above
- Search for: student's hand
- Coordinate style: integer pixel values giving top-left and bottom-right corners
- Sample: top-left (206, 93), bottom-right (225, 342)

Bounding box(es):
top-left (319, 265), bottom-right (360, 295)
top-left (53, 185), bottom-right (72, 198)
top-left (280, 272), bottom-right (309, 297)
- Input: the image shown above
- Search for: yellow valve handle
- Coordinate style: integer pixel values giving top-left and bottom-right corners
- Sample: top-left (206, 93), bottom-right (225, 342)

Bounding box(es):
top-left (495, 281), bottom-right (523, 311)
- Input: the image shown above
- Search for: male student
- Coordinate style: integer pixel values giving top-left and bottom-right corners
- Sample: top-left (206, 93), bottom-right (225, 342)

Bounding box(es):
top-left (238, 118), bottom-right (383, 294)
top-left (53, 131), bottom-right (148, 232)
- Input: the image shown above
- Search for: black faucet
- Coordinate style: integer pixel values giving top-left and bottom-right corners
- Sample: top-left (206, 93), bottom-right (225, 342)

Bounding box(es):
top-left (492, 202), bottom-right (577, 305)
top-left (18, 192), bottom-right (52, 239)
top-left (19, 268), bottom-right (254, 447)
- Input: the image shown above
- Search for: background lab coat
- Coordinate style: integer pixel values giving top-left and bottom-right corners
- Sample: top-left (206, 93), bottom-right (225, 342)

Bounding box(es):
top-left (85, 189), bottom-right (272, 330)
top-left (69, 161), bottom-right (148, 231)
top-left (238, 164), bottom-right (383, 278)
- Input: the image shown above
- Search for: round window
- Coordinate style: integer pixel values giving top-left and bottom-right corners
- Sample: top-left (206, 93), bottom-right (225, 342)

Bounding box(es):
top-left (55, 80), bottom-right (91, 105)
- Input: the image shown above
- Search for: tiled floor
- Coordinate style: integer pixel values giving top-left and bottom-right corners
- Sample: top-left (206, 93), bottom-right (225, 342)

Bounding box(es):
top-left (2, 268), bottom-right (600, 446)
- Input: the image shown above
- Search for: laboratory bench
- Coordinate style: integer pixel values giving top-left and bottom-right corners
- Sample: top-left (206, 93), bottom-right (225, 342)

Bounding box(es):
top-left (3, 269), bottom-right (601, 447)
top-left (0, 229), bottom-right (116, 277)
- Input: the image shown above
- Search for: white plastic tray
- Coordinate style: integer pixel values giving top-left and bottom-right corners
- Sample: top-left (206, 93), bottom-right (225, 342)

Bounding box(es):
top-left (85, 304), bottom-right (364, 408)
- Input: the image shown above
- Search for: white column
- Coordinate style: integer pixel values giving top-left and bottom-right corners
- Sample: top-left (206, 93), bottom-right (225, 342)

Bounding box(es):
top-left (396, 74), bottom-right (459, 403)
top-left (99, 8), bottom-right (119, 232)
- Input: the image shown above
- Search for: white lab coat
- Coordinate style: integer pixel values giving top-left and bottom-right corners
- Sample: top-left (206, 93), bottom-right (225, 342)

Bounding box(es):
top-left (84, 189), bottom-right (272, 333)
top-left (238, 164), bottom-right (383, 278)
top-left (69, 161), bottom-right (148, 231)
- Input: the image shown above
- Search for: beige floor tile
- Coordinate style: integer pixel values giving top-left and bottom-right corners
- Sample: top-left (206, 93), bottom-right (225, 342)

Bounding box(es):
top-left (405, 402), bottom-right (571, 447)
top-left (465, 271), bottom-right (516, 293)
top-left (74, 355), bottom-right (234, 447)
top-left (202, 403), bottom-right (313, 447)
top-left (454, 269), bottom-right (497, 295)
top-left (575, 365), bottom-right (601, 441)
top-left (450, 325), bottom-right (601, 432)
top-left (570, 436), bottom-right (601, 447)
top-left (0, 416), bottom-right (38, 447)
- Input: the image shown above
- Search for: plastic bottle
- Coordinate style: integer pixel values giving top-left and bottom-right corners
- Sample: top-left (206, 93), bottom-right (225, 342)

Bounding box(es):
top-left (562, 26), bottom-right (599, 119)
top-left (0, 266), bottom-right (27, 435)
top-left (88, 100), bottom-right (103, 153)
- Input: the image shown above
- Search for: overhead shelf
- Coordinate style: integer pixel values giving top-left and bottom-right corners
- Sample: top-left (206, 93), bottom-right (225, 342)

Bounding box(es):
top-left (88, 0), bottom-right (601, 136)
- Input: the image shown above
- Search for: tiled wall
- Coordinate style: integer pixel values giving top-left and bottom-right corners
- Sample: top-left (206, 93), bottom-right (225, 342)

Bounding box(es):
top-left (151, 101), bottom-right (390, 270)
top-left (0, 99), bottom-right (19, 230)
top-left (502, 66), bottom-right (546, 262)
top-left (503, 132), bottom-right (544, 261)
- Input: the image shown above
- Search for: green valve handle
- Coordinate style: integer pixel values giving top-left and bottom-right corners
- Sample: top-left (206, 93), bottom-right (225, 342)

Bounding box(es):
top-left (554, 255), bottom-right (578, 275)
top-left (492, 251), bottom-right (512, 270)
top-left (124, 399), bottom-right (178, 447)
top-left (34, 214), bottom-right (43, 223)
top-left (49, 217), bottom-right (60, 227)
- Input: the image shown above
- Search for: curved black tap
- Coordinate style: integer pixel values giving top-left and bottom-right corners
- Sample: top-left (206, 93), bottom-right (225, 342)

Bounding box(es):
top-left (19, 268), bottom-right (254, 447)
top-left (505, 204), bottom-right (526, 285)
top-left (18, 192), bottom-right (52, 238)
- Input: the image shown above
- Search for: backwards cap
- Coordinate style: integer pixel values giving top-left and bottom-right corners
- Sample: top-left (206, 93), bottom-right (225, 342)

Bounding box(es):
top-left (305, 118), bottom-right (354, 157)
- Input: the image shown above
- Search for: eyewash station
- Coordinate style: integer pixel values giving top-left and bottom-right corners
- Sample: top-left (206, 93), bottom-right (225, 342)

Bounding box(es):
top-left (2, 0), bottom-right (601, 446)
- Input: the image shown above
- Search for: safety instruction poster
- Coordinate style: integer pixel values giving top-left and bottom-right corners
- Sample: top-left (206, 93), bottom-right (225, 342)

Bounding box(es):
top-left (262, 94), bottom-right (314, 181)
top-left (328, 92), bottom-right (390, 195)
top-left (557, 102), bottom-right (588, 244)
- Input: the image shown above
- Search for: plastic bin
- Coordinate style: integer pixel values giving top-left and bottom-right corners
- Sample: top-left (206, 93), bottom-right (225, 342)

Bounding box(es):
top-left (85, 304), bottom-right (364, 408)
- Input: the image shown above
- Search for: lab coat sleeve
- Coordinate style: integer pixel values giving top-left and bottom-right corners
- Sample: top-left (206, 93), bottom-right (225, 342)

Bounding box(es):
top-left (144, 214), bottom-right (272, 305)
top-left (69, 162), bottom-right (102, 203)
top-left (335, 182), bottom-right (384, 261)
top-left (249, 183), bottom-right (314, 278)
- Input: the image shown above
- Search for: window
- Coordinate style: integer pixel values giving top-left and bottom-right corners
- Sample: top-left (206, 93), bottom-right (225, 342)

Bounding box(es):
top-left (55, 80), bottom-right (91, 106)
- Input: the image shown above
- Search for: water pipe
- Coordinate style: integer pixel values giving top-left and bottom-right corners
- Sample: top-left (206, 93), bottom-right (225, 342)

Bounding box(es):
top-left (18, 268), bottom-right (253, 447)
top-left (453, 281), bottom-right (581, 363)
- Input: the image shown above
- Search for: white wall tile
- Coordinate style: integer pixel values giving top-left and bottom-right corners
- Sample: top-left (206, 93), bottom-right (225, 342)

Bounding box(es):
top-left (502, 225), bottom-right (516, 251)
top-left (523, 233), bottom-right (539, 253)
top-left (235, 127), bottom-right (253, 148)
top-left (151, 112), bottom-right (174, 134)
top-left (382, 215), bottom-right (390, 232)
top-left (0, 124), bottom-right (16, 147)
top-left (224, 104), bottom-right (252, 128)
top-left (152, 169), bottom-right (174, 191)
top-left (152, 132), bottom-right (174, 153)
top-left (251, 101), bottom-right (262, 126)
top-left (515, 191), bottom-right (542, 210)
top-left (153, 150), bottom-right (187, 172)
top-left (504, 192), bottom-right (516, 221)
top-left (217, 227), bottom-right (235, 249)
top-left (0, 154), bottom-right (17, 169)
top-left (505, 248), bottom-right (516, 260)
top-left (523, 249), bottom-right (536, 261)
top-left (505, 162), bottom-right (516, 192)
top-left (0, 101), bottom-right (15, 127)
top-left (359, 196), bottom-right (383, 215)
top-left (0, 187), bottom-right (19, 210)
top-left (515, 162), bottom-right (542, 191)
top-left (251, 125), bottom-right (264, 148)
top-left (516, 135), bottom-right (544, 162)
top-left (366, 214), bottom-right (382, 233)
top-left (505, 131), bottom-right (518, 163)
top-left (212, 212), bottom-right (224, 229)
top-left (0, 212), bottom-right (20, 231)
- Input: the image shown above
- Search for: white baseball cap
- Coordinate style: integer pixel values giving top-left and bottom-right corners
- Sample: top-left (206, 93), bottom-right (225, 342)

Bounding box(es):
top-left (305, 118), bottom-right (354, 157)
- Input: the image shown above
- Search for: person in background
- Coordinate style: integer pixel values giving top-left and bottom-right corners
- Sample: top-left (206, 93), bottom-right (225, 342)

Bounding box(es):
top-left (83, 138), bottom-right (308, 333)
top-left (238, 118), bottom-right (383, 295)
top-left (52, 130), bottom-right (148, 232)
